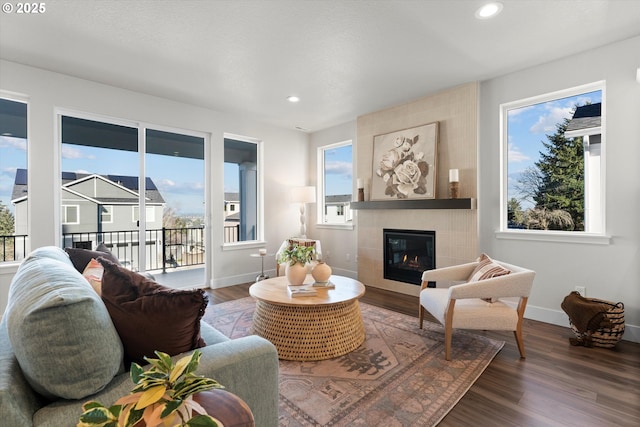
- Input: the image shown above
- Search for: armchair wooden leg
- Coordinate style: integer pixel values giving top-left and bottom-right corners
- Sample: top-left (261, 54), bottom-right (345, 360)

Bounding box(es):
top-left (444, 323), bottom-right (452, 361)
top-left (515, 296), bottom-right (528, 359)
top-left (419, 305), bottom-right (424, 329)
top-left (514, 328), bottom-right (526, 359)
top-left (444, 299), bottom-right (456, 361)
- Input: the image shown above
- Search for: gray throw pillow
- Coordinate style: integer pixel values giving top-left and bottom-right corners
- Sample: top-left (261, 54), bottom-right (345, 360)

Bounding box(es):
top-left (5, 246), bottom-right (124, 400)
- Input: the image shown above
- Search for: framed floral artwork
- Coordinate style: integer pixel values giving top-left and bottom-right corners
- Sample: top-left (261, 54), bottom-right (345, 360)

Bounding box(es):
top-left (371, 122), bottom-right (439, 200)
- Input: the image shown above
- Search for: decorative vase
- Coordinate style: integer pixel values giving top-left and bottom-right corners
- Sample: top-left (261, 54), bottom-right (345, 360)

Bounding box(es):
top-left (311, 261), bottom-right (332, 282)
top-left (285, 262), bottom-right (307, 285)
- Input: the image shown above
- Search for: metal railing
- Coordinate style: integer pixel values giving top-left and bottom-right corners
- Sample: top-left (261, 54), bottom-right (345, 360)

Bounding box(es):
top-left (61, 227), bottom-right (205, 272)
top-left (3, 225), bottom-right (240, 265)
top-left (0, 234), bottom-right (28, 262)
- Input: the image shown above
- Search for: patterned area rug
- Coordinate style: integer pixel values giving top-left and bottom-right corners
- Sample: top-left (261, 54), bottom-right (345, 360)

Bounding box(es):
top-left (202, 297), bottom-right (504, 427)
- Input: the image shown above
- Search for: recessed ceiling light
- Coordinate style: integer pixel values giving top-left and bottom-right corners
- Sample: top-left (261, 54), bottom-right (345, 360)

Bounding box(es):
top-left (287, 95), bottom-right (300, 103)
top-left (475, 2), bottom-right (503, 19)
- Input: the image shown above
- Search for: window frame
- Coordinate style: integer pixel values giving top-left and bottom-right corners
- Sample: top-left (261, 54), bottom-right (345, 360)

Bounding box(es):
top-left (100, 205), bottom-right (113, 223)
top-left (0, 93), bottom-right (30, 262)
top-left (497, 81), bottom-right (609, 244)
top-left (62, 204), bottom-right (80, 224)
top-left (222, 133), bottom-right (264, 250)
top-left (316, 140), bottom-right (354, 230)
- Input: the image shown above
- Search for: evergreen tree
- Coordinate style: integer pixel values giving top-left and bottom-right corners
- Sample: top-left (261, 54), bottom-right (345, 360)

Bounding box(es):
top-left (0, 201), bottom-right (15, 235)
top-left (533, 116), bottom-right (584, 231)
top-left (507, 197), bottom-right (525, 228)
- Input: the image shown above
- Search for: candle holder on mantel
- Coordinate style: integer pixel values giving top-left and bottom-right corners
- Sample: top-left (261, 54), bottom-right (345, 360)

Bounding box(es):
top-left (448, 169), bottom-right (460, 199)
top-left (356, 178), bottom-right (365, 201)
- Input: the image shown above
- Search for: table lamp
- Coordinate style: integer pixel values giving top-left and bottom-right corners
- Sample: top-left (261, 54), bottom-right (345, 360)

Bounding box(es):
top-left (291, 186), bottom-right (316, 238)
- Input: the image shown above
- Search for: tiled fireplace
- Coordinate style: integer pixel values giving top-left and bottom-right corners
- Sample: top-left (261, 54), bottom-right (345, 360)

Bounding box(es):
top-left (355, 82), bottom-right (479, 296)
top-left (383, 229), bottom-right (435, 285)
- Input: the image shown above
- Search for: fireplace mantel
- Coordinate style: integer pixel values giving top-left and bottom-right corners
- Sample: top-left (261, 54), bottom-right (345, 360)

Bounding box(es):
top-left (351, 198), bottom-right (475, 210)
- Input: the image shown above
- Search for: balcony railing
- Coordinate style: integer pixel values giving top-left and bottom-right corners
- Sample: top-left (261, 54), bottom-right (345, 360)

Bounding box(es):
top-left (3, 225), bottom-right (240, 265)
top-left (0, 234), bottom-right (28, 262)
top-left (61, 227), bottom-right (205, 273)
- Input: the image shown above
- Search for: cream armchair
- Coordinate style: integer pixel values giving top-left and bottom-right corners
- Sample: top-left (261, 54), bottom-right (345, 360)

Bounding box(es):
top-left (419, 259), bottom-right (535, 361)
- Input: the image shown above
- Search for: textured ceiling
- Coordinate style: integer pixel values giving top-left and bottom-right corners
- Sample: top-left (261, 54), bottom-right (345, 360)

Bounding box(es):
top-left (1, 0), bottom-right (639, 132)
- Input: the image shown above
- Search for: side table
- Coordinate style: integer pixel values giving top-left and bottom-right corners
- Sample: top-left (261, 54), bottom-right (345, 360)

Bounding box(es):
top-left (250, 252), bottom-right (272, 282)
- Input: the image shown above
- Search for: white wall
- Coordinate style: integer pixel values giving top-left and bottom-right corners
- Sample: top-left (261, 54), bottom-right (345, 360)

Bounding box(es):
top-left (479, 36), bottom-right (640, 342)
top-left (307, 121), bottom-right (358, 278)
top-left (0, 60), bottom-right (310, 312)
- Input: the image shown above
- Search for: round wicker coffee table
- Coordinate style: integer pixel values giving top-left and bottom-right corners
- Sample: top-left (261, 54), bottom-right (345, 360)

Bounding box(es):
top-left (248, 274), bottom-right (366, 361)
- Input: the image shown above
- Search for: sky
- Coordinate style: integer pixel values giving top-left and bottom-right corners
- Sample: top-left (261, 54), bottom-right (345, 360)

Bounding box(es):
top-left (506, 89), bottom-right (602, 209)
top-left (223, 143), bottom-right (353, 197)
top-left (323, 144), bottom-right (353, 196)
top-left (0, 139), bottom-right (205, 216)
top-left (3, 136), bottom-right (353, 218)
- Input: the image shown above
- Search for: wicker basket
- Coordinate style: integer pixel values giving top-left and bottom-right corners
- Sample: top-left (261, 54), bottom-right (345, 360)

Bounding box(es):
top-left (569, 297), bottom-right (625, 348)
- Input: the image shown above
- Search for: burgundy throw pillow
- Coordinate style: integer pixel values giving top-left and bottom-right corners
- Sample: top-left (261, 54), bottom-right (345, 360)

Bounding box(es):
top-left (65, 244), bottom-right (120, 273)
top-left (98, 257), bottom-right (207, 365)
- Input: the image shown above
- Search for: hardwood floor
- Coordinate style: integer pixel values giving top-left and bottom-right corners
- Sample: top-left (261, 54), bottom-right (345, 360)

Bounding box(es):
top-left (205, 284), bottom-right (640, 426)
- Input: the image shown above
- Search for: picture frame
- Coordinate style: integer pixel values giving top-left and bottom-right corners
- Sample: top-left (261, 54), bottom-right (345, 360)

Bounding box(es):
top-left (370, 121), bottom-right (438, 201)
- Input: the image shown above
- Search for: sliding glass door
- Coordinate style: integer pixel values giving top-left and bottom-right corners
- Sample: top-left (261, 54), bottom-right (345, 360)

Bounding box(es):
top-left (60, 113), bottom-right (206, 288)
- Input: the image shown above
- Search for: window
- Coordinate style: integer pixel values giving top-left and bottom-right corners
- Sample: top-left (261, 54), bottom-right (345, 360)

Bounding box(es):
top-left (59, 112), bottom-right (206, 282)
top-left (132, 205), bottom-right (156, 223)
top-left (100, 205), bottom-right (113, 223)
top-left (0, 96), bottom-right (29, 261)
top-left (62, 205), bottom-right (79, 224)
top-left (224, 135), bottom-right (261, 243)
top-left (501, 82), bottom-right (604, 235)
top-left (317, 141), bottom-right (353, 226)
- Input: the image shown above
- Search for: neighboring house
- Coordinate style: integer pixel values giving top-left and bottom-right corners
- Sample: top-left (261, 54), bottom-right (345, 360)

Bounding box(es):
top-left (224, 192), bottom-right (240, 218)
top-left (223, 192), bottom-right (240, 243)
top-left (324, 194), bottom-right (352, 224)
top-left (11, 169), bottom-right (165, 267)
top-left (564, 103), bottom-right (602, 233)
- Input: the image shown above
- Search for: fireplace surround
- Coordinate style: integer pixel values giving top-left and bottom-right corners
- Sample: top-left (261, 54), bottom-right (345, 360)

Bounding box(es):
top-left (383, 229), bottom-right (435, 285)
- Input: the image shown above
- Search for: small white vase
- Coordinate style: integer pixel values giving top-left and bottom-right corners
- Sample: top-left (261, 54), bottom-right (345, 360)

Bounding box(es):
top-left (311, 261), bottom-right (332, 283)
top-left (285, 262), bottom-right (307, 285)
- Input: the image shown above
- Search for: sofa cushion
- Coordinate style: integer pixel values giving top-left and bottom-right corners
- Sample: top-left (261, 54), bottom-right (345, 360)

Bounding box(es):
top-left (82, 258), bottom-right (104, 295)
top-left (5, 246), bottom-right (124, 400)
top-left (98, 257), bottom-right (208, 365)
top-left (65, 243), bottom-right (120, 273)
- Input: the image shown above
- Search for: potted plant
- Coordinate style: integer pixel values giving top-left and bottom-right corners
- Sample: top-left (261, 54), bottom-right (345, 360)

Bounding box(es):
top-left (77, 350), bottom-right (224, 427)
top-left (278, 243), bottom-right (315, 285)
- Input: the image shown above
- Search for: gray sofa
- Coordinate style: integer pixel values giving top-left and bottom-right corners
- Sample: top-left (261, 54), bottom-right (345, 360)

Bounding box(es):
top-left (0, 246), bottom-right (279, 426)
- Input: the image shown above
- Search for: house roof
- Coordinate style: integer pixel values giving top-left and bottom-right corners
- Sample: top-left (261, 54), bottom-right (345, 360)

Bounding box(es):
top-left (11, 169), bottom-right (165, 204)
top-left (326, 194), bottom-right (352, 204)
top-left (566, 103), bottom-right (601, 133)
top-left (224, 192), bottom-right (239, 202)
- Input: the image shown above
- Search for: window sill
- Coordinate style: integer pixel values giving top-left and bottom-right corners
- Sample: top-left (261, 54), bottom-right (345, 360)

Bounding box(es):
top-left (221, 241), bottom-right (266, 251)
top-left (495, 230), bottom-right (610, 245)
top-left (316, 223), bottom-right (354, 231)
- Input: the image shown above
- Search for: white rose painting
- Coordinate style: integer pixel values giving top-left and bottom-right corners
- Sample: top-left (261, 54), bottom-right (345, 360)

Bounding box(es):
top-left (371, 122), bottom-right (438, 200)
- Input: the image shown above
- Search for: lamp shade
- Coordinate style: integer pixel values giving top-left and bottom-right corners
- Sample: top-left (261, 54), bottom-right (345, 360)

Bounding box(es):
top-left (291, 186), bottom-right (316, 203)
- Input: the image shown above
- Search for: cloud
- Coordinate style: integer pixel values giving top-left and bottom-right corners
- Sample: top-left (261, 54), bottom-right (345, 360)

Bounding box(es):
top-left (507, 105), bottom-right (534, 119)
top-left (61, 145), bottom-right (96, 160)
top-left (508, 142), bottom-right (530, 163)
top-left (325, 161), bottom-right (352, 178)
top-left (529, 105), bottom-right (574, 134)
top-left (156, 178), bottom-right (204, 195)
top-left (0, 135), bottom-right (27, 151)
